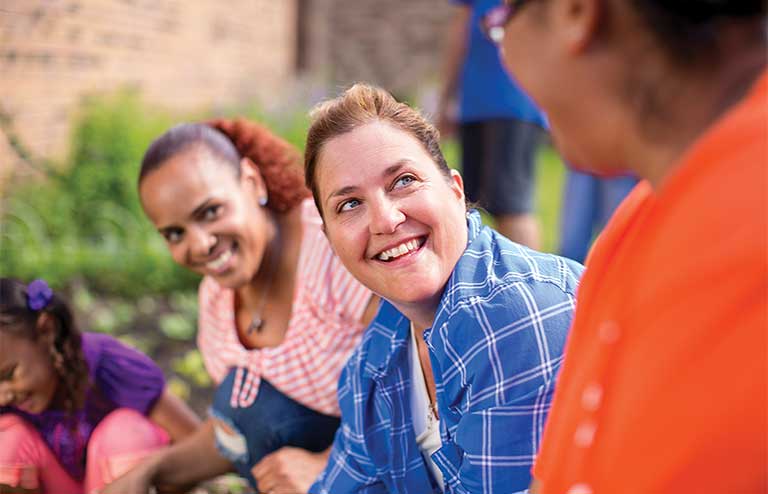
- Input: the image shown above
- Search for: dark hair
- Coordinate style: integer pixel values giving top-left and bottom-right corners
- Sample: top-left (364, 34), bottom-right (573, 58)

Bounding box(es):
top-left (0, 278), bottom-right (89, 415)
top-left (630, 0), bottom-right (767, 64)
top-left (139, 119), bottom-right (310, 213)
top-left (304, 83), bottom-right (451, 216)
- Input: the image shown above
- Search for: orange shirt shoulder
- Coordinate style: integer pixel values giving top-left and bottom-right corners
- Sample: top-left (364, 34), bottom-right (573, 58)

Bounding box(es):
top-left (535, 72), bottom-right (768, 494)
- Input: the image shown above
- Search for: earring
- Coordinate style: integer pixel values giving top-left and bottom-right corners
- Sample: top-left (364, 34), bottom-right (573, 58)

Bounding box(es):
top-left (258, 196), bottom-right (268, 207)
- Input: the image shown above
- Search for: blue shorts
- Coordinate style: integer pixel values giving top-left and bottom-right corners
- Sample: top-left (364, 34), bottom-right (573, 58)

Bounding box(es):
top-left (210, 368), bottom-right (340, 489)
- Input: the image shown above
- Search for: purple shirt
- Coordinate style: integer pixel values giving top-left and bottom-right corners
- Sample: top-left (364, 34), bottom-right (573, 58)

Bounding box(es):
top-left (1, 332), bottom-right (165, 480)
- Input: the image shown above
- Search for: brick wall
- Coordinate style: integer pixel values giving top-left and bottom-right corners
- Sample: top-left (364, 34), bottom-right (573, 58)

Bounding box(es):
top-left (300, 0), bottom-right (454, 95)
top-left (0, 0), bottom-right (297, 184)
top-left (0, 0), bottom-right (456, 187)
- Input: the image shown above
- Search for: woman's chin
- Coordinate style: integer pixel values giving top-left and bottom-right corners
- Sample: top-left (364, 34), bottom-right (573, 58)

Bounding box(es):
top-left (213, 270), bottom-right (253, 290)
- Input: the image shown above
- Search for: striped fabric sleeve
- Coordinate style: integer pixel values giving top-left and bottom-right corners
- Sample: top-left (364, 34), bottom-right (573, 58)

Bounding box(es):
top-left (301, 200), bottom-right (371, 324)
top-left (327, 252), bottom-right (372, 323)
top-left (197, 276), bottom-right (228, 384)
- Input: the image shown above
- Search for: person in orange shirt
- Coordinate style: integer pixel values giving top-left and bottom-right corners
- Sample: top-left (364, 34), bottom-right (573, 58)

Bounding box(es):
top-left (481, 0), bottom-right (766, 492)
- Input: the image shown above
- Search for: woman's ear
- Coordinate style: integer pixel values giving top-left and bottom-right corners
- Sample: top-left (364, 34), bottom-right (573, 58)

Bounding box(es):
top-left (553, 0), bottom-right (602, 55)
top-left (449, 169), bottom-right (466, 203)
top-left (240, 157), bottom-right (268, 201)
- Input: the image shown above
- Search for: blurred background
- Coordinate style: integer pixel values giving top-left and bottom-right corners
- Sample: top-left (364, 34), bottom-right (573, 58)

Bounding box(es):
top-left (0, 0), bottom-right (566, 456)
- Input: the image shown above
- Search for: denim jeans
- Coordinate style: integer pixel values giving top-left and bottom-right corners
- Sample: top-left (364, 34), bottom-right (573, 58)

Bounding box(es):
top-left (558, 170), bottom-right (638, 263)
top-left (210, 368), bottom-right (341, 489)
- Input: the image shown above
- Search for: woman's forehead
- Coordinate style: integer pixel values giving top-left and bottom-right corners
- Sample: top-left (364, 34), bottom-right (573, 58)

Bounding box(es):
top-left (144, 150), bottom-right (238, 194)
top-left (317, 122), bottom-right (432, 180)
top-left (139, 152), bottom-right (241, 224)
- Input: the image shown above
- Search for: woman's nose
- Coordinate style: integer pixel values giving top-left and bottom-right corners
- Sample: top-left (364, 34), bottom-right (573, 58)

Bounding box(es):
top-left (368, 197), bottom-right (405, 235)
top-left (188, 226), bottom-right (217, 258)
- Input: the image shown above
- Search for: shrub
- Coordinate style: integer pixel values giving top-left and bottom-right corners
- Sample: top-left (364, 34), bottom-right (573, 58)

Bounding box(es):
top-left (1, 90), bottom-right (199, 295)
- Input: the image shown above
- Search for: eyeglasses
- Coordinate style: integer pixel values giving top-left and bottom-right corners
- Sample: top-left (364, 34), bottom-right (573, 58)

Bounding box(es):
top-left (480, 0), bottom-right (531, 44)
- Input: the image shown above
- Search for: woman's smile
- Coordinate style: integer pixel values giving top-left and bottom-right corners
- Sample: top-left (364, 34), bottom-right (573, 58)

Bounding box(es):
top-left (370, 235), bottom-right (427, 262)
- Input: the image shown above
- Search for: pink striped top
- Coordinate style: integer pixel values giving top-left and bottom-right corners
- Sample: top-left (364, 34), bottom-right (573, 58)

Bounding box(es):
top-left (197, 199), bottom-right (372, 416)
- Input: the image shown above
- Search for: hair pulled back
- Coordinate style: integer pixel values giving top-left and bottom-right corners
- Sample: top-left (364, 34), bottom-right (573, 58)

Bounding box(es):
top-left (140, 118), bottom-right (310, 213)
top-left (630, 0), bottom-right (767, 64)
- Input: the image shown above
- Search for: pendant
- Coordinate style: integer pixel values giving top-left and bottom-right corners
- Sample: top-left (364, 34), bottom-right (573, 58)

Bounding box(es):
top-left (248, 316), bottom-right (264, 334)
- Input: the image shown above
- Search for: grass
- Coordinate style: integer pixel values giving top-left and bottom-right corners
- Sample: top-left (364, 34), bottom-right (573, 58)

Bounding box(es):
top-left (535, 146), bottom-right (567, 253)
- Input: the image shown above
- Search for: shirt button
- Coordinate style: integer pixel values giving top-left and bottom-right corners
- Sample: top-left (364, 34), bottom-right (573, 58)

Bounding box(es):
top-left (573, 420), bottom-right (597, 448)
top-left (566, 483), bottom-right (594, 494)
top-left (599, 320), bottom-right (621, 343)
top-left (581, 383), bottom-right (603, 411)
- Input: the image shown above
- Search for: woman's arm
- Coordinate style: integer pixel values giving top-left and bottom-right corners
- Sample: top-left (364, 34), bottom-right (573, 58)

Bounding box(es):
top-left (147, 388), bottom-right (201, 442)
top-left (102, 418), bottom-right (233, 494)
top-left (437, 4), bottom-right (471, 138)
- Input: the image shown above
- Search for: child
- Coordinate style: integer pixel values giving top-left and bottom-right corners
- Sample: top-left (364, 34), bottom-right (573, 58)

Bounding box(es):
top-left (0, 278), bottom-right (199, 494)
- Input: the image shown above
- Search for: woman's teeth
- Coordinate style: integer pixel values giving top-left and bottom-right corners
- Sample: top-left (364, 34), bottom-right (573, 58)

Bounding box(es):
top-left (207, 249), bottom-right (232, 270)
top-left (377, 239), bottom-right (421, 261)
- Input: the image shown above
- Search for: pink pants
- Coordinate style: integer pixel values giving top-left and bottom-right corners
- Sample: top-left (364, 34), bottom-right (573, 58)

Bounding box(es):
top-left (0, 409), bottom-right (169, 494)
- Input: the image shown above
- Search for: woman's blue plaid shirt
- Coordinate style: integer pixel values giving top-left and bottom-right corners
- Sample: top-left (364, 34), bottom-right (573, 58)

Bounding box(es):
top-left (311, 211), bottom-right (584, 493)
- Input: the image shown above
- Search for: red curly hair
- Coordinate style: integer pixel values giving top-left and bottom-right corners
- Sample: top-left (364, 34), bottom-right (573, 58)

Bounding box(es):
top-left (208, 118), bottom-right (310, 213)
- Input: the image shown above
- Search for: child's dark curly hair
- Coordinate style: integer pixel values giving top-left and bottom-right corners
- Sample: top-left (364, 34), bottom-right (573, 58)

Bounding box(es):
top-left (139, 118), bottom-right (310, 213)
top-left (0, 278), bottom-right (90, 415)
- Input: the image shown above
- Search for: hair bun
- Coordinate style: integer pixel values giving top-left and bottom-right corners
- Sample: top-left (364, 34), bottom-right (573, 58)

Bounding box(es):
top-left (206, 118), bottom-right (310, 213)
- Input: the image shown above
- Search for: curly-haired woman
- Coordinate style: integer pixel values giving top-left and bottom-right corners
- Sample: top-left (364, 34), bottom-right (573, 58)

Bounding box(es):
top-left (104, 119), bottom-right (377, 494)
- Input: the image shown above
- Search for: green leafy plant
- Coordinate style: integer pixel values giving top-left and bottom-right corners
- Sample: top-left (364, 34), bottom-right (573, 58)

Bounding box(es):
top-left (1, 91), bottom-right (199, 295)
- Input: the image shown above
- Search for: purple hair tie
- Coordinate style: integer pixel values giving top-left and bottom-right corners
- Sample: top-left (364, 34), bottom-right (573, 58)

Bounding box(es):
top-left (27, 279), bottom-right (53, 311)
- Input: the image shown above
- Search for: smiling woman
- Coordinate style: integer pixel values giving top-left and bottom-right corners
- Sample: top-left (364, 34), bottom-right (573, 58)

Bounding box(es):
top-left (108, 118), bottom-right (377, 494)
top-left (304, 84), bottom-right (585, 494)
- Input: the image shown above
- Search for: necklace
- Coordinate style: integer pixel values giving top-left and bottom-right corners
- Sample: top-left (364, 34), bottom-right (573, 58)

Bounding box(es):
top-left (247, 230), bottom-right (281, 334)
top-left (426, 401), bottom-right (439, 430)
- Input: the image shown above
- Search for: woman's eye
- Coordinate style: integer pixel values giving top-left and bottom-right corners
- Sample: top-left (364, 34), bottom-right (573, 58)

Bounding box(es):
top-left (393, 175), bottom-right (416, 189)
top-left (202, 205), bottom-right (220, 220)
top-left (338, 199), bottom-right (361, 213)
top-left (164, 229), bottom-right (183, 244)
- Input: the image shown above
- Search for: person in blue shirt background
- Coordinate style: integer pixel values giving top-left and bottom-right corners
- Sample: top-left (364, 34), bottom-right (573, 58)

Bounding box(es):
top-left (437, 0), bottom-right (547, 249)
top-left (303, 83), bottom-right (583, 493)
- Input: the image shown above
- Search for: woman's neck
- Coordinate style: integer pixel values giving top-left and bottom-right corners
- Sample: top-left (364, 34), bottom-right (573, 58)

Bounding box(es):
top-left (394, 297), bottom-right (440, 333)
top-left (622, 31), bottom-right (766, 188)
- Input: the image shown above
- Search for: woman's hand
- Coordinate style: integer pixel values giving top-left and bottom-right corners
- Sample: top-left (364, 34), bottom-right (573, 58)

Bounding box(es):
top-left (251, 446), bottom-right (331, 494)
